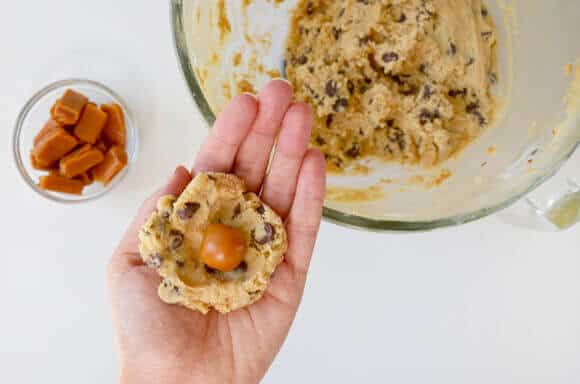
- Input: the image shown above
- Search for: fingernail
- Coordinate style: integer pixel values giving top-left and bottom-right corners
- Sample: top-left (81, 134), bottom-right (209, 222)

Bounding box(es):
top-left (242, 92), bottom-right (258, 100)
top-left (272, 78), bottom-right (293, 90)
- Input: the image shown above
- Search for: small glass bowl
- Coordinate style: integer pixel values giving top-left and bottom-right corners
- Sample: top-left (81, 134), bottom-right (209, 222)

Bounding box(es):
top-left (12, 79), bottom-right (138, 203)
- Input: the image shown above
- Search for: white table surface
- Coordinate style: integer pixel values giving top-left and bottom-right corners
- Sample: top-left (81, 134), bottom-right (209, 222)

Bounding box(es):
top-left (2, 1), bottom-right (580, 383)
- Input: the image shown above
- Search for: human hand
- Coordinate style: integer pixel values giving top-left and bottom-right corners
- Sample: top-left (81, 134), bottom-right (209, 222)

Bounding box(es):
top-left (108, 80), bottom-right (326, 384)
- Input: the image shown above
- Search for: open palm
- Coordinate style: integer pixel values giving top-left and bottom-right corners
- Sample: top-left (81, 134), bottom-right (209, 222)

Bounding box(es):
top-left (108, 80), bottom-right (326, 384)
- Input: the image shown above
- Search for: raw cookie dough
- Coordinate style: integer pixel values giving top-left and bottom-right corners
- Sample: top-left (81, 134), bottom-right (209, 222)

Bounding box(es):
top-left (286, 0), bottom-right (498, 170)
top-left (139, 173), bottom-right (288, 314)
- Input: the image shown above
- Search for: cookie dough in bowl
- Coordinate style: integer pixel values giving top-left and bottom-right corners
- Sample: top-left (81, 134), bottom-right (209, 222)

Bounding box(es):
top-left (286, 0), bottom-right (498, 170)
top-left (139, 173), bottom-right (288, 314)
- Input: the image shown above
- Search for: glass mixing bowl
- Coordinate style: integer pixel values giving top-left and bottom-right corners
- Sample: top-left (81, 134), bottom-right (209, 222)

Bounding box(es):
top-left (172, 0), bottom-right (580, 231)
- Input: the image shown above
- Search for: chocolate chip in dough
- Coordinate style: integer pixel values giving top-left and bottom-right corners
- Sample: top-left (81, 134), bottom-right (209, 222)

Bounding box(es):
top-left (235, 261), bottom-right (248, 273)
top-left (232, 203), bottom-right (242, 219)
top-left (347, 80), bottom-right (355, 94)
top-left (306, 2), bottom-right (314, 15)
top-left (178, 202), bottom-right (200, 220)
top-left (382, 52), bottom-right (399, 63)
top-left (332, 98), bottom-right (349, 112)
top-left (466, 57), bottom-right (475, 66)
top-left (448, 88), bottom-right (467, 98)
top-left (481, 31), bottom-right (493, 40)
top-left (325, 80), bottom-right (338, 97)
top-left (346, 143), bottom-right (361, 158)
top-left (397, 13), bottom-right (407, 23)
top-left (315, 136), bottom-right (326, 146)
top-left (447, 42), bottom-right (457, 56)
top-left (205, 265), bottom-right (218, 274)
top-left (169, 230), bottom-right (184, 250)
top-left (481, 7), bottom-right (489, 17)
top-left (176, 260), bottom-right (185, 268)
top-left (422, 84), bottom-right (435, 100)
top-left (296, 55), bottom-right (308, 65)
top-left (254, 223), bottom-right (275, 245)
top-left (256, 204), bottom-right (265, 215)
top-left (332, 27), bottom-right (343, 40)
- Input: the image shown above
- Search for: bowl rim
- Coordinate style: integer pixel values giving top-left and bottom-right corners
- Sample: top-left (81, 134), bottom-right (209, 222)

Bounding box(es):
top-left (170, 0), bottom-right (579, 232)
top-left (12, 78), bottom-right (138, 204)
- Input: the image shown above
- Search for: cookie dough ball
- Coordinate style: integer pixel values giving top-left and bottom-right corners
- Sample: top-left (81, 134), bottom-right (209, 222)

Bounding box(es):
top-left (139, 173), bottom-right (288, 314)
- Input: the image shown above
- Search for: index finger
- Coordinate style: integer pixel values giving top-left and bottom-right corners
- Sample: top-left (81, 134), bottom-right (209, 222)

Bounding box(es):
top-left (193, 94), bottom-right (259, 173)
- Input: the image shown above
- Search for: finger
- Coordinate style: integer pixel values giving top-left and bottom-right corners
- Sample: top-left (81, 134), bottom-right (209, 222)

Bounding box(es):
top-left (233, 80), bottom-right (293, 192)
top-left (283, 149), bottom-right (326, 281)
top-left (193, 94), bottom-right (259, 173)
top-left (261, 102), bottom-right (313, 218)
top-left (248, 150), bottom-right (326, 317)
top-left (113, 166), bottom-right (192, 265)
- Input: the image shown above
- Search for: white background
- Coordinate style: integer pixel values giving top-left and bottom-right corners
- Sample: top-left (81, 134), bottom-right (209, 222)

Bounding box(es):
top-left (2, 1), bottom-right (580, 383)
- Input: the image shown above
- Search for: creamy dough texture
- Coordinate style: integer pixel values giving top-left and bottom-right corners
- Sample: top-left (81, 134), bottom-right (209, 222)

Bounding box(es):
top-left (139, 173), bottom-right (287, 314)
top-left (286, 0), bottom-right (498, 171)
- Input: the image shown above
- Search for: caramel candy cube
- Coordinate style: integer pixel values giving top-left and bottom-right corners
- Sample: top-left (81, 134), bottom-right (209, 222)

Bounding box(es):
top-left (74, 172), bottom-right (94, 186)
top-left (39, 174), bottom-right (84, 195)
top-left (59, 144), bottom-right (105, 178)
top-left (92, 146), bottom-right (128, 185)
top-left (31, 126), bottom-right (78, 168)
top-left (101, 103), bottom-right (126, 146)
top-left (53, 89), bottom-right (88, 125)
top-left (34, 119), bottom-right (61, 147)
top-left (95, 138), bottom-right (109, 153)
top-left (73, 103), bottom-right (108, 144)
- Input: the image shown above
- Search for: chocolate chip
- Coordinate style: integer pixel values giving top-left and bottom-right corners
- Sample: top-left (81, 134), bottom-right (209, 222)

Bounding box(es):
top-left (481, 7), bottom-right (488, 17)
top-left (419, 109), bottom-right (436, 125)
top-left (358, 36), bottom-right (370, 46)
top-left (147, 253), bottom-right (163, 269)
top-left (173, 286), bottom-right (180, 294)
top-left (338, 8), bottom-right (345, 17)
top-left (447, 42), bottom-right (457, 56)
top-left (465, 102), bottom-right (479, 114)
top-left (306, 2), bottom-right (314, 15)
top-left (448, 88), bottom-right (467, 98)
top-left (422, 84), bottom-right (435, 100)
top-left (332, 98), bottom-right (349, 112)
top-left (315, 136), bottom-right (326, 145)
top-left (204, 265), bottom-right (218, 274)
top-left (397, 13), bottom-right (407, 23)
top-left (169, 230), bottom-right (184, 250)
top-left (235, 261), bottom-right (248, 273)
top-left (346, 143), bottom-right (360, 158)
top-left (382, 52), bottom-right (399, 63)
top-left (481, 31), bottom-right (493, 40)
top-left (466, 57), bottom-right (475, 66)
top-left (326, 114), bottom-right (334, 127)
top-left (232, 203), bottom-right (242, 219)
top-left (297, 55), bottom-right (308, 65)
top-left (256, 204), bottom-right (265, 215)
top-left (308, 66), bottom-right (314, 73)
top-left (177, 202), bottom-right (200, 220)
top-left (176, 260), bottom-right (185, 268)
top-left (386, 119), bottom-right (395, 128)
top-left (347, 80), bottom-right (355, 94)
top-left (207, 174), bottom-right (217, 181)
top-left (332, 27), bottom-right (342, 40)
top-left (419, 63), bottom-right (428, 75)
top-left (325, 80), bottom-right (338, 97)
top-left (254, 223), bottom-right (275, 245)
top-left (466, 103), bottom-right (486, 125)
